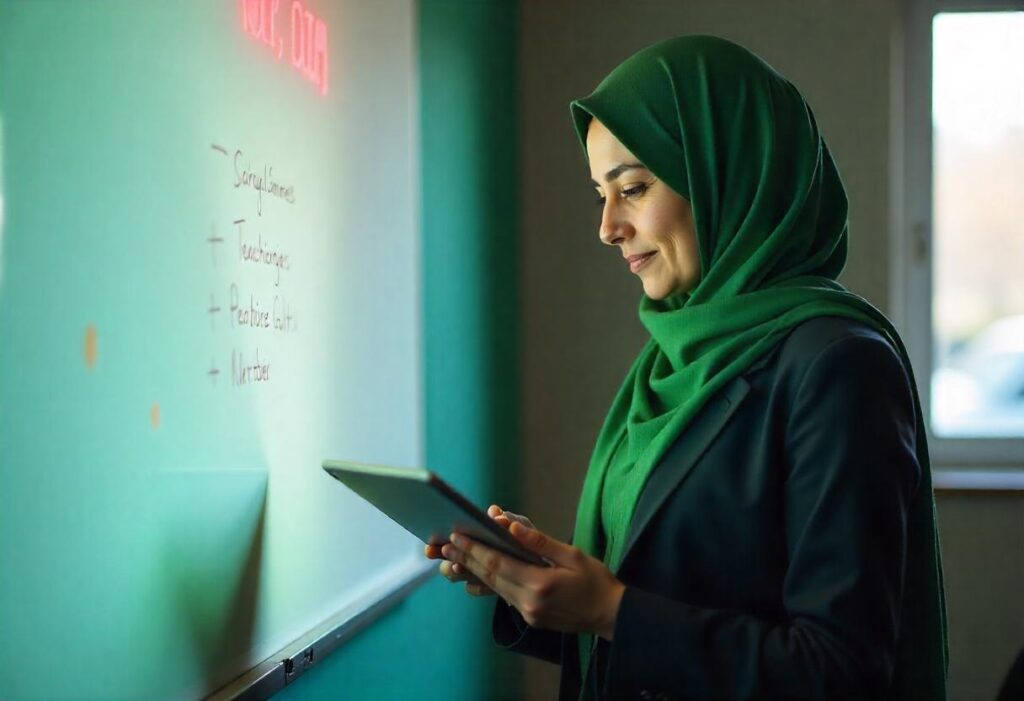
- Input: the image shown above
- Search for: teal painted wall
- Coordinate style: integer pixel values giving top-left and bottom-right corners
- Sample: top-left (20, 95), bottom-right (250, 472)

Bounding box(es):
top-left (276, 1), bottom-right (521, 699)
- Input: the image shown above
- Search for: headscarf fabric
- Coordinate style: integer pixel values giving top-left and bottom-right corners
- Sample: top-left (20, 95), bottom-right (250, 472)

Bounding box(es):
top-left (567, 35), bottom-right (947, 697)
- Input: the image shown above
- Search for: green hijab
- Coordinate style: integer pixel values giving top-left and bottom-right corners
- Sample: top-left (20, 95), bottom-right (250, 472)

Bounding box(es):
top-left (568, 35), bottom-right (947, 697)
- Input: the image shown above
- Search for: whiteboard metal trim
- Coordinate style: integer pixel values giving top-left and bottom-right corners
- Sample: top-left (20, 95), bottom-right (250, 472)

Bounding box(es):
top-left (207, 559), bottom-right (435, 700)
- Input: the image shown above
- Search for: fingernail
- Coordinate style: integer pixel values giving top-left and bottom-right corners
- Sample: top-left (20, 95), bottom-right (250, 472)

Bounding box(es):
top-left (450, 534), bottom-right (464, 546)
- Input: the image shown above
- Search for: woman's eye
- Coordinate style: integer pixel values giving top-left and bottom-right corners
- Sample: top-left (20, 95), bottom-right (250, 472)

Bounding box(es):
top-left (593, 183), bottom-right (647, 207)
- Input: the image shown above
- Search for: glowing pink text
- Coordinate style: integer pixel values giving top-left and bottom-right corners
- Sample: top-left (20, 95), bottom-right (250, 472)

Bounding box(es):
top-left (241, 0), bottom-right (329, 96)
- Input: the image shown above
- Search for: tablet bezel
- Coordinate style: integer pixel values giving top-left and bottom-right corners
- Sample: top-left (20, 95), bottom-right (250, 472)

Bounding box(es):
top-left (322, 460), bottom-right (553, 568)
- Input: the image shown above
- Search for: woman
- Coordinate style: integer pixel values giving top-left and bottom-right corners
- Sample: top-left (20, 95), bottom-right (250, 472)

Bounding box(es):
top-left (425, 35), bottom-right (948, 700)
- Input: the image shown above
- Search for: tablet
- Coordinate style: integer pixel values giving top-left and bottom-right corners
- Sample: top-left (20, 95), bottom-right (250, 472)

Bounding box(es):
top-left (322, 460), bottom-right (553, 568)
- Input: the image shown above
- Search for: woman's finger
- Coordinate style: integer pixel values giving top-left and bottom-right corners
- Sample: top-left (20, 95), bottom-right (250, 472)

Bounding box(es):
top-left (508, 512), bottom-right (536, 530)
top-left (440, 560), bottom-right (484, 585)
top-left (441, 560), bottom-right (497, 597)
top-left (499, 510), bottom-right (532, 530)
top-left (491, 505), bottom-right (536, 533)
top-left (453, 563), bottom-right (487, 586)
top-left (440, 560), bottom-right (465, 581)
top-left (466, 581), bottom-right (495, 597)
top-left (449, 536), bottom-right (532, 603)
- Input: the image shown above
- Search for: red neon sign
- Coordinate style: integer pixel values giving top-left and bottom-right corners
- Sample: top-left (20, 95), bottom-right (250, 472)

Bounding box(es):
top-left (241, 0), bottom-right (329, 96)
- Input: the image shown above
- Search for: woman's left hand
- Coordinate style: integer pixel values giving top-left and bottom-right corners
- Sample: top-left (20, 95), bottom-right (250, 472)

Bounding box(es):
top-left (442, 522), bottom-right (626, 640)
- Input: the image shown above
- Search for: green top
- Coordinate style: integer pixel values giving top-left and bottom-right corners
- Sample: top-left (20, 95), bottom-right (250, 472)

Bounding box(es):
top-left (567, 35), bottom-right (947, 697)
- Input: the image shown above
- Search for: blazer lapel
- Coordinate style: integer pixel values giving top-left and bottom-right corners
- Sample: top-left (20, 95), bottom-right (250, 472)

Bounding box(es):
top-left (616, 374), bottom-right (752, 572)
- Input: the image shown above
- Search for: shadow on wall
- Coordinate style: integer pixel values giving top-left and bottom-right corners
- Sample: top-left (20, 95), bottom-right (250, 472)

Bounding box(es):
top-left (159, 471), bottom-right (268, 695)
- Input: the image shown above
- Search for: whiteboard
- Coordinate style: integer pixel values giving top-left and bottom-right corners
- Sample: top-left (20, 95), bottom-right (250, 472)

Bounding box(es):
top-left (0, 1), bottom-right (427, 698)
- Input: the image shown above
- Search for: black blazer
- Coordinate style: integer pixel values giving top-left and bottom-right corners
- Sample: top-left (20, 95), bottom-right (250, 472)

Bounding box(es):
top-left (493, 316), bottom-right (945, 701)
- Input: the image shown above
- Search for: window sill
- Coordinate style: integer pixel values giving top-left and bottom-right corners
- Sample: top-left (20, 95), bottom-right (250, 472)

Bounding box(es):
top-left (933, 468), bottom-right (1024, 493)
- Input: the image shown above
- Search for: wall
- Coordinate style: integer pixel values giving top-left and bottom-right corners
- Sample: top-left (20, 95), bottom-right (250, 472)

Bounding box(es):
top-left (936, 491), bottom-right (1024, 700)
top-left (516, 1), bottom-right (1023, 700)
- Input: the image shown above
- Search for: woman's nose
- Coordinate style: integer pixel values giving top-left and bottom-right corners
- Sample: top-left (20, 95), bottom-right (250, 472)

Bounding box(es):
top-left (599, 201), bottom-right (633, 246)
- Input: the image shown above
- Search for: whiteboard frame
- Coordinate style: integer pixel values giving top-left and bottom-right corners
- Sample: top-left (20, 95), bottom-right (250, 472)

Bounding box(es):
top-left (207, 559), bottom-right (434, 700)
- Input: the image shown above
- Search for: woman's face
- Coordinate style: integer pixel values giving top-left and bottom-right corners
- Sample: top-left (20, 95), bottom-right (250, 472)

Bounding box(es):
top-left (586, 119), bottom-right (700, 300)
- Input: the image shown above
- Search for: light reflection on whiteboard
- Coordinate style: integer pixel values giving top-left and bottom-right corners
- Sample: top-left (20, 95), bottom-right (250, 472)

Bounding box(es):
top-left (0, 114), bottom-right (5, 288)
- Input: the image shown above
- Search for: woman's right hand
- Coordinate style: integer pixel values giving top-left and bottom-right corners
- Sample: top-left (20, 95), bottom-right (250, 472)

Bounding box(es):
top-left (424, 504), bottom-right (537, 598)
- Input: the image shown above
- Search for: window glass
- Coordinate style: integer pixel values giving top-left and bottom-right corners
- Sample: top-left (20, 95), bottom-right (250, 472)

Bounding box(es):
top-left (931, 11), bottom-right (1024, 437)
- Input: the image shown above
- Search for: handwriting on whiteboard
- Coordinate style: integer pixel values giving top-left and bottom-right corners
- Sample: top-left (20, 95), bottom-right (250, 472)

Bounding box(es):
top-left (208, 142), bottom-right (300, 389)
top-left (234, 151), bottom-right (296, 216)
top-left (241, 0), bottom-right (329, 96)
top-left (234, 219), bottom-right (291, 286)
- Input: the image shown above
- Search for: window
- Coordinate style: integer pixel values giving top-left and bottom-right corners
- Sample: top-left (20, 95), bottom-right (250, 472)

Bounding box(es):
top-left (900, 0), bottom-right (1024, 467)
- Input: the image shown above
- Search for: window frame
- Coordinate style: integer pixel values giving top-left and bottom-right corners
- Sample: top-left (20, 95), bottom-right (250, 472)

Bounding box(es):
top-left (897, 0), bottom-right (1024, 471)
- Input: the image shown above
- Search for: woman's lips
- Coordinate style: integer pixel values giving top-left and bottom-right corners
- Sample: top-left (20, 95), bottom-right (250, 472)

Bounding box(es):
top-left (629, 252), bottom-right (657, 273)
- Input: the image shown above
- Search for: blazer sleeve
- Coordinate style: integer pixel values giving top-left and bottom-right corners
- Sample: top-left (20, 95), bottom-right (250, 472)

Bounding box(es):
top-left (492, 596), bottom-right (563, 665)
top-left (603, 333), bottom-right (921, 701)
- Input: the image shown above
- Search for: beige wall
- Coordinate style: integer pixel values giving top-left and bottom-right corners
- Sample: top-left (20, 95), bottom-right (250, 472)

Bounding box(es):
top-left (515, 1), bottom-right (1023, 699)
top-left (936, 491), bottom-right (1024, 701)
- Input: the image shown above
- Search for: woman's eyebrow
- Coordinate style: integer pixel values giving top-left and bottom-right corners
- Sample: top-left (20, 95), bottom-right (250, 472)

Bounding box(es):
top-left (590, 162), bottom-right (647, 186)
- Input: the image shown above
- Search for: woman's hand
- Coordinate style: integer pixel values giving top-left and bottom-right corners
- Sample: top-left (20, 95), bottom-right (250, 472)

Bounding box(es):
top-left (440, 517), bottom-right (626, 640)
top-left (424, 505), bottom-right (534, 599)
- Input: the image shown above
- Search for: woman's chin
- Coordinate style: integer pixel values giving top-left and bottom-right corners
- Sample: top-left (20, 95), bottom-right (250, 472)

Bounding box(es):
top-left (642, 280), bottom-right (670, 301)
top-left (643, 278), bottom-right (695, 303)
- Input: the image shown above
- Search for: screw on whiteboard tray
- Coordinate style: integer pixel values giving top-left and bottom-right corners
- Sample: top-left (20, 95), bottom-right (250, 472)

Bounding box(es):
top-left (303, 647), bottom-right (314, 668)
